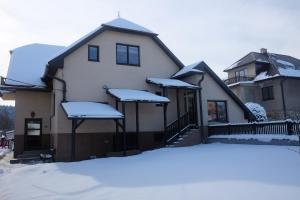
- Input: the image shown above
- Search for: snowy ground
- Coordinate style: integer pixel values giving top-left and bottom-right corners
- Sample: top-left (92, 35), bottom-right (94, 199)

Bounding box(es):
top-left (1, 144), bottom-right (300, 200)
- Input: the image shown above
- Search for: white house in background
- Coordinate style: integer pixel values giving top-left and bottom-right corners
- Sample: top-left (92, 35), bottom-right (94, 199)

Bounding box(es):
top-left (0, 17), bottom-right (253, 161)
top-left (224, 48), bottom-right (300, 120)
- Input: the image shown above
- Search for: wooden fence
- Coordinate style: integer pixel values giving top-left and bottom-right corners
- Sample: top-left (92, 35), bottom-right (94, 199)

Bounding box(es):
top-left (208, 120), bottom-right (300, 136)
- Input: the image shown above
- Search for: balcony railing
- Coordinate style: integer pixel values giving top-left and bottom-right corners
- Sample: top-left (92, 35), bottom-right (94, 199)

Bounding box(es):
top-left (224, 76), bottom-right (255, 85)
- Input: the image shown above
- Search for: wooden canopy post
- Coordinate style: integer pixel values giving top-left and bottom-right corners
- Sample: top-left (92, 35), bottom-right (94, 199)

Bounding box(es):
top-left (122, 102), bottom-right (127, 156)
top-left (163, 88), bottom-right (168, 144)
top-left (135, 102), bottom-right (140, 149)
top-left (71, 119), bottom-right (85, 161)
top-left (176, 88), bottom-right (180, 129)
top-left (194, 90), bottom-right (198, 126)
top-left (71, 119), bottom-right (76, 162)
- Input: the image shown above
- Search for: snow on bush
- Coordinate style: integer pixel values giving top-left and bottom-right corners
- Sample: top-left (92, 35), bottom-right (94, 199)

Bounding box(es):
top-left (245, 102), bottom-right (267, 121)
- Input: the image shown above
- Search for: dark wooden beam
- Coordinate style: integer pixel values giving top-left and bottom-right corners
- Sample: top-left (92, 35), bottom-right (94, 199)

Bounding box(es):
top-left (135, 102), bottom-right (140, 149)
top-left (194, 90), bottom-right (199, 126)
top-left (176, 88), bottom-right (180, 120)
top-left (71, 119), bottom-right (76, 161)
top-left (163, 88), bottom-right (168, 145)
top-left (122, 102), bottom-right (127, 156)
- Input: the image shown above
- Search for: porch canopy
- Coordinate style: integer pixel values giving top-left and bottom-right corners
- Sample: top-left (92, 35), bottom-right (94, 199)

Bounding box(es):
top-left (147, 77), bottom-right (199, 129)
top-left (107, 88), bottom-right (170, 148)
top-left (146, 77), bottom-right (199, 89)
top-left (61, 101), bottom-right (124, 161)
top-left (107, 88), bottom-right (170, 103)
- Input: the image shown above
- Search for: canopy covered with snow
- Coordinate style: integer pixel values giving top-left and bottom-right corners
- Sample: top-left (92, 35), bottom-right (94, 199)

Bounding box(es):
top-left (146, 78), bottom-right (199, 89)
top-left (5, 44), bottom-right (65, 87)
top-left (107, 89), bottom-right (170, 103)
top-left (172, 61), bottom-right (203, 78)
top-left (61, 101), bottom-right (124, 119)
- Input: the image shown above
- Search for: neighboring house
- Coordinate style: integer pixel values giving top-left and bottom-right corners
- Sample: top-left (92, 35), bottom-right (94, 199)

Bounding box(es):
top-left (0, 17), bottom-right (253, 161)
top-left (224, 48), bottom-right (300, 120)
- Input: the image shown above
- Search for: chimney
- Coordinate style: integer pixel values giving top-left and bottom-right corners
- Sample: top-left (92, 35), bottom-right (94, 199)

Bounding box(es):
top-left (260, 48), bottom-right (268, 54)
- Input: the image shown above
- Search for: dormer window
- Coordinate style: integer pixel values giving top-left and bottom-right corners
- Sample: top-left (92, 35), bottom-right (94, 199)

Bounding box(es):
top-left (116, 43), bottom-right (140, 66)
top-left (88, 45), bottom-right (99, 62)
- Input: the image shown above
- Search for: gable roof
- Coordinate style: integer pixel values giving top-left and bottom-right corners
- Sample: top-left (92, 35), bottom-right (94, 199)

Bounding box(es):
top-left (5, 43), bottom-right (65, 87)
top-left (174, 61), bottom-right (255, 120)
top-left (44, 18), bottom-right (184, 80)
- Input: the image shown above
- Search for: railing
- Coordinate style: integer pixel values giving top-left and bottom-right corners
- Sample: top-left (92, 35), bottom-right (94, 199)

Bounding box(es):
top-left (224, 76), bottom-right (255, 85)
top-left (208, 120), bottom-right (300, 136)
top-left (165, 112), bottom-right (194, 144)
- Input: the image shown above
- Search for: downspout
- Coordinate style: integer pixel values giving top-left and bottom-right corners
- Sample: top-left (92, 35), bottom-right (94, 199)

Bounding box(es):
top-left (197, 73), bottom-right (205, 141)
top-left (280, 77), bottom-right (287, 119)
top-left (46, 75), bottom-right (67, 102)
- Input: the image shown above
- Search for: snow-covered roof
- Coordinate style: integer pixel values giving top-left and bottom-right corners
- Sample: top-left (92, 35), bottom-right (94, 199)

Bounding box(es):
top-left (103, 17), bottom-right (155, 34)
top-left (172, 61), bottom-right (203, 78)
top-left (254, 68), bottom-right (300, 82)
top-left (61, 101), bottom-right (124, 119)
top-left (107, 89), bottom-right (170, 103)
top-left (147, 78), bottom-right (199, 89)
top-left (225, 51), bottom-right (300, 72)
top-left (5, 43), bottom-right (65, 87)
top-left (48, 17), bottom-right (156, 65)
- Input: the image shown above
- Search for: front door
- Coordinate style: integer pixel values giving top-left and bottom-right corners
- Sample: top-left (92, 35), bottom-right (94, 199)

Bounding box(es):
top-left (186, 92), bottom-right (197, 124)
top-left (24, 118), bottom-right (42, 150)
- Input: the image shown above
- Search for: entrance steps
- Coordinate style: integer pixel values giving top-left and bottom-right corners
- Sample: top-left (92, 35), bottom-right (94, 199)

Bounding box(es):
top-left (166, 128), bottom-right (202, 147)
top-left (10, 149), bottom-right (54, 164)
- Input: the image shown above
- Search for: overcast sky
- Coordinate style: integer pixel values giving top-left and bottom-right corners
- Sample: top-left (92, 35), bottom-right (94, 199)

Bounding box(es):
top-left (0, 0), bottom-right (299, 105)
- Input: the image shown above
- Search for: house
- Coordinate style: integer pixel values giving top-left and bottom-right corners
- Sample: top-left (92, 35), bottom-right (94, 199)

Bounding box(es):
top-left (224, 48), bottom-right (300, 120)
top-left (0, 18), bottom-right (253, 161)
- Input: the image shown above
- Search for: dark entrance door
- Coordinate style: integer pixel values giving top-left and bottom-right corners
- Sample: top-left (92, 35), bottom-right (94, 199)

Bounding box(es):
top-left (24, 118), bottom-right (42, 150)
top-left (186, 92), bottom-right (197, 124)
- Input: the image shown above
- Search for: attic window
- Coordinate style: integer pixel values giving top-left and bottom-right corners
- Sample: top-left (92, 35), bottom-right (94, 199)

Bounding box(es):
top-left (88, 45), bottom-right (99, 62)
top-left (116, 43), bottom-right (140, 66)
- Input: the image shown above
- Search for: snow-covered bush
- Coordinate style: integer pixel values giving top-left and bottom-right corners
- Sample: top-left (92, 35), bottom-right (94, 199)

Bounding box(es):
top-left (245, 102), bottom-right (267, 122)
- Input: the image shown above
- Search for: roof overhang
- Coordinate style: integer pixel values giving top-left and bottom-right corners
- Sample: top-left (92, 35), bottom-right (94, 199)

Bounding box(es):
top-left (107, 88), bottom-right (170, 103)
top-left (146, 77), bottom-right (199, 89)
top-left (61, 101), bottom-right (124, 120)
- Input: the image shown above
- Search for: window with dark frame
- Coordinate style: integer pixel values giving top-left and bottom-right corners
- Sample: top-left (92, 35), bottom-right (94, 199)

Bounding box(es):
top-left (262, 86), bottom-right (274, 101)
top-left (207, 101), bottom-right (227, 122)
top-left (25, 119), bottom-right (42, 136)
top-left (88, 45), bottom-right (99, 62)
top-left (116, 43), bottom-right (140, 66)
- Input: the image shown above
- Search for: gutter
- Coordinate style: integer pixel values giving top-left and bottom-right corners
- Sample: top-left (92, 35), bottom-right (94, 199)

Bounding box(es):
top-left (197, 73), bottom-right (205, 141)
top-left (45, 75), bottom-right (67, 102)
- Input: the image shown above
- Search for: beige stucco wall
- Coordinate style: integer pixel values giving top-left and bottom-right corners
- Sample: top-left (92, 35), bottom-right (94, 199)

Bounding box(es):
top-left (230, 84), bottom-right (260, 103)
top-left (14, 90), bottom-right (51, 155)
top-left (227, 63), bottom-right (256, 79)
top-left (52, 30), bottom-right (184, 134)
top-left (15, 91), bottom-right (51, 136)
top-left (183, 73), bottom-right (248, 125)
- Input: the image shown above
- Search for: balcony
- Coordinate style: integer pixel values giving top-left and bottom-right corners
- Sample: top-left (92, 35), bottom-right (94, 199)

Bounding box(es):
top-left (224, 76), bottom-right (255, 85)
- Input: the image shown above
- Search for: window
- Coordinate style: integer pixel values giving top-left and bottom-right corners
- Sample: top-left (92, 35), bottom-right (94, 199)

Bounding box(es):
top-left (235, 69), bottom-right (247, 77)
top-left (262, 86), bottom-right (274, 101)
top-left (25, 119), bottom-right (42, 136)
top-left (207, 101), bottom-right (227, 122)
top-left (88, 45), bottom-right (99, 61)
top-left (116, 43), bottom-right (140, 66)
